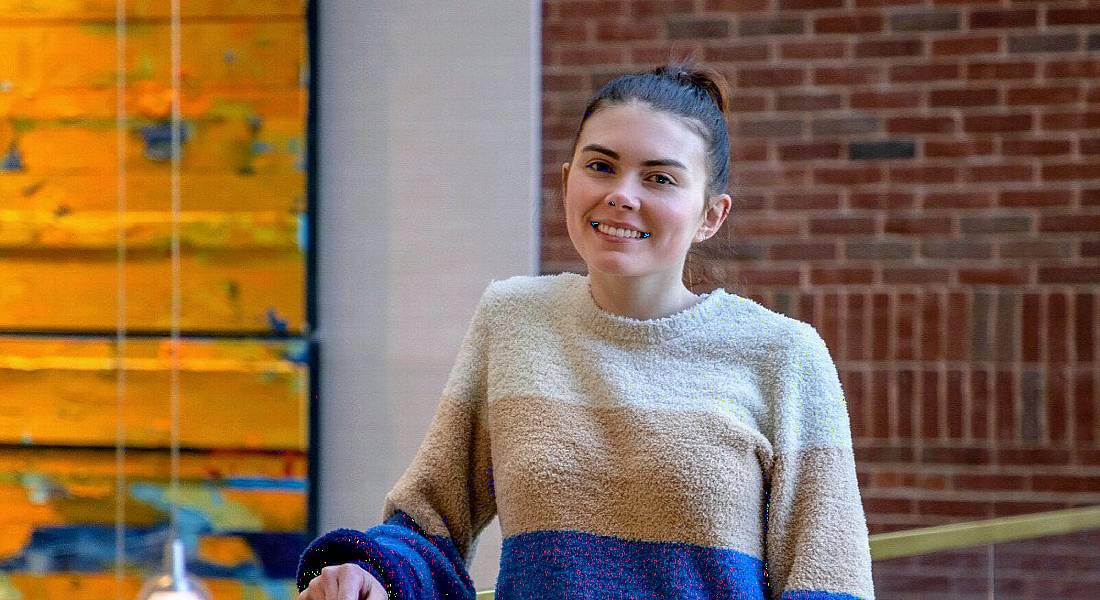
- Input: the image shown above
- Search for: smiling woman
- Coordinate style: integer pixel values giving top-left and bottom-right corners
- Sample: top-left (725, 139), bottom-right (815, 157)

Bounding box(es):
top-left (295, 62), bottom-right (875, 600)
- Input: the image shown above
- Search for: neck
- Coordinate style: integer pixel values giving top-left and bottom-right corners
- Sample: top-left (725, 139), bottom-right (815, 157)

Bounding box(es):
top-left (587, 270), bottom-right (701, 320)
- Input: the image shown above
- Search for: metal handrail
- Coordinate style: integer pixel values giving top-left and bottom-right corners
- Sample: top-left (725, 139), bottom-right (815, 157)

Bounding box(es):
top-left (473, 504), bottom-right (1100, 599)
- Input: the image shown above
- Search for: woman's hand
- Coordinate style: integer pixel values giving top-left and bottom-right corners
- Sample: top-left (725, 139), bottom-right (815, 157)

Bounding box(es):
top-left (299, 564), bottom-right (388, 600)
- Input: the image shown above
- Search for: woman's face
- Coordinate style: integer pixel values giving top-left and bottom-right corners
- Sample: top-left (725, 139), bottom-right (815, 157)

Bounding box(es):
top-left (562, 102), bottom-right (727, 282)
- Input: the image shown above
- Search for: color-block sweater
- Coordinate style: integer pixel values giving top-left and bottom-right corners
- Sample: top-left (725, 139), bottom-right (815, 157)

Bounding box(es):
top-left (296, 272), bottom-right (875, 599)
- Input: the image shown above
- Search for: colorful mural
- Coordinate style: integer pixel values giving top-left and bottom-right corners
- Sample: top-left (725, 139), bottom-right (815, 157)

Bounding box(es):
top-left (0, 1), bottom-right (311, 598)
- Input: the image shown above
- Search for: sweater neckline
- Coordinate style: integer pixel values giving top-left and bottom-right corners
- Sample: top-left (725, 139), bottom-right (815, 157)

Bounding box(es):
top-left (568, 273), bottom-right (733, 344)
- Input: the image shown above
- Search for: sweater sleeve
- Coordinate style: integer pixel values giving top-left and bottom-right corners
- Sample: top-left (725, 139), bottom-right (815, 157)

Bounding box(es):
top-left (296, 284), bottom-right (499, 599)
top-left (763, 324), bottom-right (875, 600)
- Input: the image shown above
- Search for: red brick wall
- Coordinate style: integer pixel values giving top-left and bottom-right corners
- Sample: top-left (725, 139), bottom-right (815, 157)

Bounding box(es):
top-left (540, 0), bottom-right (1100, 543)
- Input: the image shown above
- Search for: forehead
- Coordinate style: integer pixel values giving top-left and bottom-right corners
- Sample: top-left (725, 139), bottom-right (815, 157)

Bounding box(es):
top-left (576, 102), bottom-right (707, 168)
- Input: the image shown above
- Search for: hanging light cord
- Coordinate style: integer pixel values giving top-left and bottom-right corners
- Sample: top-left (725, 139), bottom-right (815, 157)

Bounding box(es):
top-left (113, 0), bottom-right (128, 597)
top-left (169, 0), bottom-right (183, 541)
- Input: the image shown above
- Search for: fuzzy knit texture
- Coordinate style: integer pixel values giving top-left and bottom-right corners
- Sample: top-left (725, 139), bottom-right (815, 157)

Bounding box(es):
top-left (296, 272), bottom-right (875, 599)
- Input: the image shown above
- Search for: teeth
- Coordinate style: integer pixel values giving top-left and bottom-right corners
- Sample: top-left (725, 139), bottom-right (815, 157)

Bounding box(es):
top-left (593, 222), bottom-right (647, 239)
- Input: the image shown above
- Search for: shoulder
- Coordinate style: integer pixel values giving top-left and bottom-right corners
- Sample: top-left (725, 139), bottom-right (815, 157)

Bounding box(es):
top-left (481, 272), bottom-right (583, 310)
top-left (713, 292), bottom-right (831, 360)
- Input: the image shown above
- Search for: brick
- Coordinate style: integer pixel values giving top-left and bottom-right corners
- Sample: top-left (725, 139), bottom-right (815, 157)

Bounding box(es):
top-left (1082, 138), bottom-right (1100, 155)
top-left (925, 191), bottom-right (993, 209)
top-left (850, 191), bottom-right (914, 210)
top-left (737, 268), bottom-right (800, 286)
top-left (1045, 59), bottom-right (1100, 79)
top-left (557, 47), bottom-right (626, 66)
top-left (769, 242), bottom-right (836, 260)
top-left (887, 116), bottom-right (956, 134)
top-left (735, 118), bottom-right (803, 137)
top-left (1002, 139), bottom-right (1072, 156)
top-left (776, 92), bottom-right (843, 111)
top-left (951, 474), bottom-right (1027, 491)
top-left (630, 43), bottom-right (713, 65)
top-left (630, 0), bottom-right (694, 17)
top-left (959, 215), bottom-right (1031, 234)
top-left (1047, 8), bottom-right (1100, 26)
top-left (963, 113), bottom-right (1033, 133)
top-left (917, 499), bottom-right (991, 518)
top-left (805, 267), bottom-right (871, 284)
top-left (1001, 240), bottom-right (1072, 259)
top-left (850, 90), bottom-right (920, 109)
top-left (1084, 188), bottom-right (1100, 206)
top-left (731, 215), bottom-right (801, 236)
top-left (890, 10), bottom-right (960, 32)
top-left (544, 23), bottom-right (588, 43)
top-left (1042, 163), bottom-right (1100, 180)
top-left (931, 35), bottom-right (999, 56)
top-left (779, 142), bottom-right (842, 161)
top-left (738, 16), bottom-right (804, 36)
top-left (929, 88), bottom-right (999, 107)
top-left (1033, 475), bottom-right (1100, 492)
top-left (958, 268), bottom-right (1027, 285)
top-left (815, 65), bottom-right (883, 85)
top-left (813, 166), bottom-right (884, 185)
top-left (814, 14), bottom-right (884, 34)
top-left (1040, 214), bottom-right (1100, 233)
top-left (779, 0), bottom-right (843, 9)
top-left (1008, 33), bottom-right (1080, 54)
top-left (737, 67), bottom-right (805, 88)
top-left (850, 140), bottom-right (916, 160)
top-left (888, 166), bottom-right (957, 184)
top-left (884, 267), bottom-right (950, 284)
top-left (779, 40), bottom-right (846, 60)
top-left (1006, 85), bottom-right (1081, 106)
top-left (542, 74), bottom-right (588, 93)
top-left (1090, 33), bottom-right (1100, 51)
top-left (811, 116), bottom-right (880, 136)
top-left (1042, 111), bottom-right (1100, 130)
top-left (923, 138), bottom-right (994, 158)
top-left (596, 20), bottom-right (661, 41)
top-left (891, 63), bottom-right (960, 82)
top-left (921, 240), bottom-right (992, 260)
top-left (855, 38), bottom-right (923, 58)
top-left (1000, 189), bottom-right (1072, 207)
top-left (846, 241), bottom-right (913, 260)
top-left (808, 217), bottom-right (876, 235)
top-left (966, 61), bottom-right (1036, 80)
top-left (703, 0), bottom-right (768, 10)
top-left (701, 44), bottom-right (769, 63)
top-left (966, 164), bottom-right (1035, 183)
top-left (556, 0), bottom-right (628, 19)
top-left (667, 19), bottom-right (729, 39)
top-left (728, 94), bottom-right (767, 112)
top-left (969, 9), bottom-right (1037, 29)
top-left (731, 141), bottom-right (768, 162)
top-left (885, 216), bottom-right (952, 235)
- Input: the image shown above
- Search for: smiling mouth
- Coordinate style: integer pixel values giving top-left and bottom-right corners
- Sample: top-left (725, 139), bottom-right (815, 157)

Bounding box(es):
top-left (590, 221), bottom-right (651, 239)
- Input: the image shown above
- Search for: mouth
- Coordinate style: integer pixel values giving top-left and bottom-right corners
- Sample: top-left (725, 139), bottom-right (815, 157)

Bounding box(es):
top-left (590, 221), bottom-right (651, 239)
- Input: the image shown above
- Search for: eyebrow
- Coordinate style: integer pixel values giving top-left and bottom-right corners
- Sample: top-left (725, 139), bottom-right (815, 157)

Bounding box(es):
top-left (580, 144), bottom-right (688, 171)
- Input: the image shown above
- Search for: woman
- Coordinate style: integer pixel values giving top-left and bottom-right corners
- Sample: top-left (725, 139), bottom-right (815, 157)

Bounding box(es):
top-left (296, 62), bottom-right (875, 600)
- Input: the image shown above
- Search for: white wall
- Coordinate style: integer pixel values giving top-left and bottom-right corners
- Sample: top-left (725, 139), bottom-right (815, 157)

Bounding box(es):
top-left (316, 0), bottom-right (539, 591)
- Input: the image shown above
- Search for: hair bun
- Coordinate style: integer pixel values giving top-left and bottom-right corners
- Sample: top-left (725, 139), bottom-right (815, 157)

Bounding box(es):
top-left (654, 62), bottom-right (730, 114)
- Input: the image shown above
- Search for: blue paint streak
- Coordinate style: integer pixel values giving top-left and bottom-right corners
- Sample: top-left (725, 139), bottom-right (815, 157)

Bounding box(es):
top-left (140, 122), bottom-right (193, 161)
top-left (266, 308), bottom-right (289, 335)
top-left (296, 211), bottom-right (309, 253)
top-left (224, 478), bottom-right (306, 491)
top-left (2, 141), bottom-right (23, 171)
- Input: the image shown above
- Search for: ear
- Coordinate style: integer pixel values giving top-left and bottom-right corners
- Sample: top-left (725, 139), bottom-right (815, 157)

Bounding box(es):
top-left (694, 194), bottom-right (732, 243)
top-left (561, 162), bottom-right (570, 200)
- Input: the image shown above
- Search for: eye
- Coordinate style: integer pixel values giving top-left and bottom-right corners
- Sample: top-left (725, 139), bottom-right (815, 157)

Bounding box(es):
top-left (585, 160), bottom-right (614, 174)
top-left (647, 173), bottom-right (676, 186)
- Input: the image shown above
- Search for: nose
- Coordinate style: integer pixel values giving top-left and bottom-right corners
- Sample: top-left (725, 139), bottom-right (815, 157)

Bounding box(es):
top-left (605, 183), bottom-right (640, 211)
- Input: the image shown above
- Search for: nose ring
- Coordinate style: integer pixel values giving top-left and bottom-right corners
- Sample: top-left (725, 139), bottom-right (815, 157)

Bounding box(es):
top-left (608, 200), bottom-right (616, 206)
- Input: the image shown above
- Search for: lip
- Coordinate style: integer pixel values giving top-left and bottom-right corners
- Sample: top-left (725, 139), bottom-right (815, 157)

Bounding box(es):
top-left (589, 219), bottom-right (651, 240)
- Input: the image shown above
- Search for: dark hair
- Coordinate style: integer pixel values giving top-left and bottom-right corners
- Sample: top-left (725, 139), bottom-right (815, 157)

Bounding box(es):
top-left (568, 61), bottom-right (738, 292)
top-left (569, 61), bottom-right (732, 200)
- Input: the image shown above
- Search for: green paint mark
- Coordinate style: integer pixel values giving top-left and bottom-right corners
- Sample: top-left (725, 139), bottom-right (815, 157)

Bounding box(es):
top-left (0, 571), bottom-right (22, 600)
